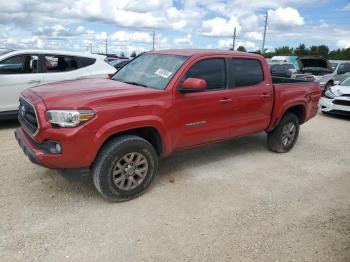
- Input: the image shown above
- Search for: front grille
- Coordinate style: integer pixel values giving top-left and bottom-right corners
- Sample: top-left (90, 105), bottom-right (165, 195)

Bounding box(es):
top-left (333, 99), bottom-right (350, 106)
top-left (18, 97), bottom-right (39, 135)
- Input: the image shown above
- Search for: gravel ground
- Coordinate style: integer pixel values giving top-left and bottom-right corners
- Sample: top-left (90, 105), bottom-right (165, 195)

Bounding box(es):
top-left (0, 112), bottom-right (349, 262)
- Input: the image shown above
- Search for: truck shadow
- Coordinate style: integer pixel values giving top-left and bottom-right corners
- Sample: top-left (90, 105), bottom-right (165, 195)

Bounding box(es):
top-left (51, 133), bottom-right (268, 201)
top-left (157, 133), bottom-right (268, 181)
top-left (319, 112), bottom-right (350, 121)
top-left (0, 119), bottom-right (19, 130)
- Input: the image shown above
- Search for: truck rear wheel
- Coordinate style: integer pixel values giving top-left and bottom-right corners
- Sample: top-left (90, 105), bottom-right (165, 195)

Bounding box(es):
top-left (92, 135), bottom-right (158, 202)
top-left (267, 112), bottom-right (299, 153)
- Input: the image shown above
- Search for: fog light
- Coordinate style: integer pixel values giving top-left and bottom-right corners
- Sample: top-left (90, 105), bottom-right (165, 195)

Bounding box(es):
top-left (48, 142), bottom-right (62, 154)
top-left (55, 143), bottom-right (62, 153)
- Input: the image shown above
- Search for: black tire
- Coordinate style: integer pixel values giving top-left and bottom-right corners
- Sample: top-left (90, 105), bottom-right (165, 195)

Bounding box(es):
top-left (267, 113), bottom-right (300, 153)
top-left (92, 135), bottom-right (158, 202)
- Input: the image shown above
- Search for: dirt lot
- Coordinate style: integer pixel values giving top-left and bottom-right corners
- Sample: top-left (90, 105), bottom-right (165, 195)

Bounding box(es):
top-left (0, 113), bottom-right (349, 261)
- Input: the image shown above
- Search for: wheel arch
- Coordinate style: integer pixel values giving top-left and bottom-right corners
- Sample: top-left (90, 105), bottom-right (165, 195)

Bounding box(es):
top-left (268, 103), bottom-right (306, 132)
top-left (100, 126), bottom-right (163, 156)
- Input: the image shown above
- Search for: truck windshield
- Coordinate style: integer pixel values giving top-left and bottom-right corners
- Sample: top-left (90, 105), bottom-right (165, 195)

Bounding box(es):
top-left (112, 53), bottom-right (187, 90)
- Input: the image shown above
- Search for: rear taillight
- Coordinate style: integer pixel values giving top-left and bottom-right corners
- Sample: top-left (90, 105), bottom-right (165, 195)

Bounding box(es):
top-left (107, 73), bottom-right (114, 79)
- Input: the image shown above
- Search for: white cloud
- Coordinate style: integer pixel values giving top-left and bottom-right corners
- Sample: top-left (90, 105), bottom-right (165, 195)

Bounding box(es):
top-left (268, 7), bottom-right (304, 29)
top-left (0, 0), bottom-right (348, 55)
top-left (174, 34), bottom-right (193, 47)
top-left (218, 39), bottom-right (258, 51)
top-left (336, 40), bottom-right (350, 48)
top-left (110, 31), bottom-right (152, 44)
top-left (244, 32), bottom-right (263, 41)
top-left (201, 17), bottom-right (241, 37)
top-left (95, 32), bottom-right (107, 40)
top-left (344, 3), bottom-right (350, 11)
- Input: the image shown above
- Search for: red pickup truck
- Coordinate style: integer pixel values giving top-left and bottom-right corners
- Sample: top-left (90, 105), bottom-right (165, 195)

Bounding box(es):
top-left (15, 49), bottom-right (321, 201)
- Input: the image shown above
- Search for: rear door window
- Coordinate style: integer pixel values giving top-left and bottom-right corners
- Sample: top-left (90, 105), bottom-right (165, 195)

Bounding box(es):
top-left (77, 57), bottom-right (96, 68)
top-left (45, 55), bottom-right (79, 72)
top-left (44, 55), bottom-right (96, 73)
top-left (231, 59), bottom-right (264, 87)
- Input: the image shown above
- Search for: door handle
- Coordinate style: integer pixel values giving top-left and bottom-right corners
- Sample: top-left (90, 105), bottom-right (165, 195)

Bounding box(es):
top-left (218, 98), bottom-right (232, 104)
top-left (260, 93), bottom-right (270, 98)
top-left (28, 80), bottom-right (41, 84)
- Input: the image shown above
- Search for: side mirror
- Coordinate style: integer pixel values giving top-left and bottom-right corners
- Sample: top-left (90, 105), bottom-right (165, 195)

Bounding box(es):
top-left (179, 78), bottom-right (207, 93)
top-left (334, 80), bottom-right (340, 85)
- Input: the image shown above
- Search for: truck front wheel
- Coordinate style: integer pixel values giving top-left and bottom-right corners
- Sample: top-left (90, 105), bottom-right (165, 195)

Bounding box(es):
top-left (267, 113), bottom-right (300, 153)
top-left (92, 135), bottom-right (158, 202)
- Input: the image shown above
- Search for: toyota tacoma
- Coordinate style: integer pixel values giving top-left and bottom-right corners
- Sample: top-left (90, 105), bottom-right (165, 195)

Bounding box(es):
top-left (15, 49), bottom-right (321, 201)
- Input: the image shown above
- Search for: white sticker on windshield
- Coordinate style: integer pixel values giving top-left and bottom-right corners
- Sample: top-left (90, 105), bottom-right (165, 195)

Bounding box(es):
top-left (155, 68), bottom-right (172, 78)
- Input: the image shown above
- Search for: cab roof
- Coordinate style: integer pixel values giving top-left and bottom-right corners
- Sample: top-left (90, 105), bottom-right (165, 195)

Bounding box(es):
top-left (150, 49), bottom-right (263, 59)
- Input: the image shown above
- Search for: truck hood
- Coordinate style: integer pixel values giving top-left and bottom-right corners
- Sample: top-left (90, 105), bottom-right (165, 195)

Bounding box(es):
top-left (298, 56), bottom-right (333, 76)
top-left (30, 78), bottom-right (163, 109)
top-left (330, 85), bottom-right (350, 96)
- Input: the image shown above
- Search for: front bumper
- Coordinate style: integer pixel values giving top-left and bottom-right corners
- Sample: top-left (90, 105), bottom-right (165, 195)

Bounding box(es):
top-left (320, 97), bottom-right (350, 115)
top-left (14, 127), bottom-right (94, 169)
top-left (14, 128), bottom-right (43, 166)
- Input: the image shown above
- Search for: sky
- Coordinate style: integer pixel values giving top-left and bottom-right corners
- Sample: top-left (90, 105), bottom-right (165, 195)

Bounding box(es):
top-left (0, 0), bottom-right (349, 55)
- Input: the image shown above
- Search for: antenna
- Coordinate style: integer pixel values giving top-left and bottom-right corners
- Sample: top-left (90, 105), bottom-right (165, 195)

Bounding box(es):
top-left (152, 30), bottom-right (155, 51)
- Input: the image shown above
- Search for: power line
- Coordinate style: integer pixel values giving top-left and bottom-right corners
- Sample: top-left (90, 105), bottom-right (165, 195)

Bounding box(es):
top-left (262, 11), bottom-right (268, 54)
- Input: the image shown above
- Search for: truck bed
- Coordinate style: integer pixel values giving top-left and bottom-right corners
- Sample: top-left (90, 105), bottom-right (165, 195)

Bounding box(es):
top-left (272, 76), bottom-right (313, 84)
top-left (268, 78), bottom-right (321, 131)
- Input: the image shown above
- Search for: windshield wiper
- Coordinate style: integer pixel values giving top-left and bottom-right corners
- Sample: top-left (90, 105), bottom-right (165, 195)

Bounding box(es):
top-left (122, 81), bottom-right (148, 88)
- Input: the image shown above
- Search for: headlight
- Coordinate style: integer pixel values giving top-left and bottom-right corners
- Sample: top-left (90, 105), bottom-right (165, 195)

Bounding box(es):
top-left (324, 90), bottom-right (336, 99)
top-left (47, 110), bottom-right (95, 127)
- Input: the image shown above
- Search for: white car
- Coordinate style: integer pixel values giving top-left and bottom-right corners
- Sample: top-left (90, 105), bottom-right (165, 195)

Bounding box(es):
top-left (319, 60), bottom-right (350, 91)
top-left (0, 49), bottom-right (116, 118)
top-left (320, 76), bottom-right (350, 116)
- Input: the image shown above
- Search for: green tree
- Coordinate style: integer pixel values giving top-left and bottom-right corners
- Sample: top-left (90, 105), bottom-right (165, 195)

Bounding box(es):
top-left (120, 52), bottom-right (126, 57)
top-left (309, 45), bottom-right (318, 56)
top-left (318, 45), bottom-right (329, 58)
top-left (237, 46), bottom-right (247, 52)
top-left (274, 46), bottom-right (293, 56)
top-left (294, 44), bottom-right (309, 56)
top-left (130, 51), bottom-right (137, 58)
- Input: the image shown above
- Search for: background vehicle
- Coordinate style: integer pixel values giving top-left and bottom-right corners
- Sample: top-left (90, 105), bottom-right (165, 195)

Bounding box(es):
top-left (109, 59), bottom-right (130, 70)
top-left (320, 76), bottom-right (350, 115)
top-left (269, 63), bottom-right (297, 78)
top-left (294, 56), bottom-right (333, 90)
top-left (271, 56), bottom-right (299, 69)
top-left (319, 60), bottom-right (350, 92)
top-left (0, 49), bottom-right (116, 118)
top-left (15, 49), bottom-right (321, 201)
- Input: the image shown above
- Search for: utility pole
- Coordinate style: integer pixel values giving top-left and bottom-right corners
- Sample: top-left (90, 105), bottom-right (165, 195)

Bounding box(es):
top-left (90, 43), bottom-right (92, 53)
top-left (105, 38), bottom-right (108, 55)
top-left (232, 27), bottom-right (236, 51)
top-left (152, 30), bottom-right (155, 51)
top-left (261, 11), bottom-right (268, 54)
